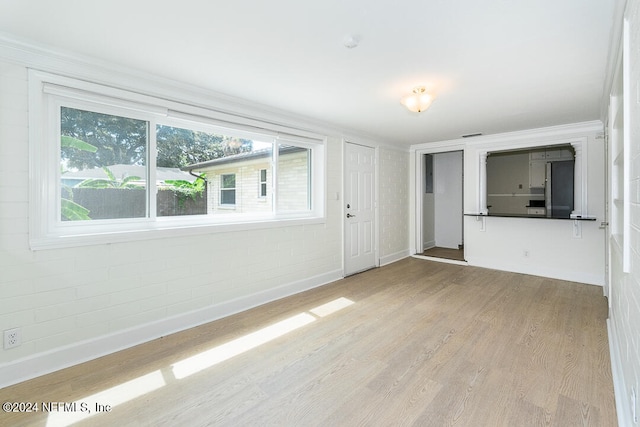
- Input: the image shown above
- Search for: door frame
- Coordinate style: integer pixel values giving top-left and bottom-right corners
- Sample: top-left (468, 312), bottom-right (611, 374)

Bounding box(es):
top-left (343, 140), bottom-right (379, 276)
top-left (411, 144), bottom-right (465, 256)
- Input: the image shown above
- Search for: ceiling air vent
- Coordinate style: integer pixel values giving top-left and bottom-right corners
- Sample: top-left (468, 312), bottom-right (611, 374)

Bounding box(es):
top-left (462, 133), bottom-right (483, 138)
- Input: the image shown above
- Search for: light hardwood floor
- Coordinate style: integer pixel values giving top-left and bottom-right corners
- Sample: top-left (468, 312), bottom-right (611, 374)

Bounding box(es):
top-left (422, 247), bottom-right (465, 261)
top-left (0, 258), bottom-right (617, 426)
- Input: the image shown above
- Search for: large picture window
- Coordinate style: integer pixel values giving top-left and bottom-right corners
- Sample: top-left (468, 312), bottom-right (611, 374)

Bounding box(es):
top-left (30, 71), bottom-right (325, 249)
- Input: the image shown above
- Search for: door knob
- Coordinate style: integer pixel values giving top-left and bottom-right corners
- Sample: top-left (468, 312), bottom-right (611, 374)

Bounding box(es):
top-left (346, 213), bottom-right (356, 218)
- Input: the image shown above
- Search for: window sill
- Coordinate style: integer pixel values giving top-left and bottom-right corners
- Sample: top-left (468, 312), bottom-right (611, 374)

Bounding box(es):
top-left (30, 214), bottom-right (325, 251)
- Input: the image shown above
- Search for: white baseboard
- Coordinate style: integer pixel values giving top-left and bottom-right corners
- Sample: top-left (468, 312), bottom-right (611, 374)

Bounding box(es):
top-left (608, 318), bottom-right (631, 427)
top-left (423, 240), bottom-right (436, 250)
top-left (0, 269), bottom-right (343, 388)
top-left (464, 256), bottom-right (604, 286)
top-left (379, 249), bottom-right (410, 266)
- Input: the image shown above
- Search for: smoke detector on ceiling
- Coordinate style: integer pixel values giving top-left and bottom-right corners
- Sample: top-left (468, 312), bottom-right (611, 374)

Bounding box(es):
top-left (343, 34), bottom-right (360, 49)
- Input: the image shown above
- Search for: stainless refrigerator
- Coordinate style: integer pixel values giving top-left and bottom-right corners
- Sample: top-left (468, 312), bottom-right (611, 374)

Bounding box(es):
top-left (545, 160), bottom-right (574, 218)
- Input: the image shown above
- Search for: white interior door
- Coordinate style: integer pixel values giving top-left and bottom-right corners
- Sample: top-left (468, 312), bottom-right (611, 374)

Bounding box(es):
top-left (344, 142), bottom-right (376, 276)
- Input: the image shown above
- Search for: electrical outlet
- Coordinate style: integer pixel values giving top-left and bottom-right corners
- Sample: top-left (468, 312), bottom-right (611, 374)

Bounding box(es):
top-left (4, 328), bottom-right (21, 349)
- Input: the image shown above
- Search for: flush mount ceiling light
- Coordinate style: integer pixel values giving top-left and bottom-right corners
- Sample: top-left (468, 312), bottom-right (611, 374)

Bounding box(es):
top-left (401, 86), bottom-right (434, 113)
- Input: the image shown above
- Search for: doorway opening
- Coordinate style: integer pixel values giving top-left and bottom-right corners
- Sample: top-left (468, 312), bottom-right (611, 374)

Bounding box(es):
top-left (417, 150), bottom-right (465, 263)
top-left (421, 246), bottom-right (465, 262)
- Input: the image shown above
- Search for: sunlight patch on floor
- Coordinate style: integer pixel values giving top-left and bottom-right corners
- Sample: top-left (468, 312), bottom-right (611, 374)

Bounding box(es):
top-left (44, 297), bottom-right (356, 425)
top-left (310, 297), bottom-right (354, 317)
top-left (46, 370), bottom-right (166, 427)
top-left (172, 312), bottom-right (317, 379)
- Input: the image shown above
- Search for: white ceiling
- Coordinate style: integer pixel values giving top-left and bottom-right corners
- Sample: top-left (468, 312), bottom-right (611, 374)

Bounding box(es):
top-left (0, 0), bottom-right (620, 146)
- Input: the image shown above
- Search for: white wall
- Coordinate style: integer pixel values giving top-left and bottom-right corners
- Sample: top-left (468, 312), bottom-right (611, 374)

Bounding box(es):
top-left (378, 147), bottom-right (410, 265)
top-left (434, 151), bottom-right (463, 249)
top-left (463, 124), bottom-right (605, 286)
top-left (607, 1), bottom-right (640, 425)
top-left (413, 122), bottom-right (606, 286)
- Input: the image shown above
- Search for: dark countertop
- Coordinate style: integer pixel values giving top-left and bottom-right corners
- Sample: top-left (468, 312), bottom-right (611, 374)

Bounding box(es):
top-left (464, 213), bottom-right (597, 221)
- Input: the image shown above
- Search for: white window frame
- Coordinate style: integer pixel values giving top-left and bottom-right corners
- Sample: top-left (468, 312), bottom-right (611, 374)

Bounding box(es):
top-left (29, 71), bottom-right (326, 250)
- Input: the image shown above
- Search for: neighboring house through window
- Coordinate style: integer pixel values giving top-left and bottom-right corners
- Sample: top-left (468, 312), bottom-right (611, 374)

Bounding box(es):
top-left (184, 145), bottom-right (310, 214)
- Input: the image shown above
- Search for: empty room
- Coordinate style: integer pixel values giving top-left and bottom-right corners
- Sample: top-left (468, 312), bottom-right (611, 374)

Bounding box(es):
top-left (0, 1), bottom-right (638, 426)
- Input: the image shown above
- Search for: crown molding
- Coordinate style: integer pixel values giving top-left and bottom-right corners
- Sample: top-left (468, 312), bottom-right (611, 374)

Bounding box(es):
top-left (410, 120), bottom-right (603, 152)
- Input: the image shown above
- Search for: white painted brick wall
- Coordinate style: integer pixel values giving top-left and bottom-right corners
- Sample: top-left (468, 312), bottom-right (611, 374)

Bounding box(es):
top-left (610, 1), bottom-right (640, 424)
top-left (0, 60), bottom-right (346, 368)
top-left (378, 147), bottom-right (410, 258)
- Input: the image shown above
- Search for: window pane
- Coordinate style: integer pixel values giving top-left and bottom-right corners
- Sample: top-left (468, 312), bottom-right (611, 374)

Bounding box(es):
top-left (221, 189), bottom-right (236, 205)
top-left (222, 174), bottom-right (236, 189)
top-left (220, 174), bottom-right (236, 205)
top-left (171, 126), bottom-right (273, 215)
top-left (60, 107), bottom-right (147, 221)
top-left (158, 124), bottom-right (272, 215)
top-left (155, 124), bottom-right (222, 217)
top-left (277, 144), bottom-right (310, 211)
